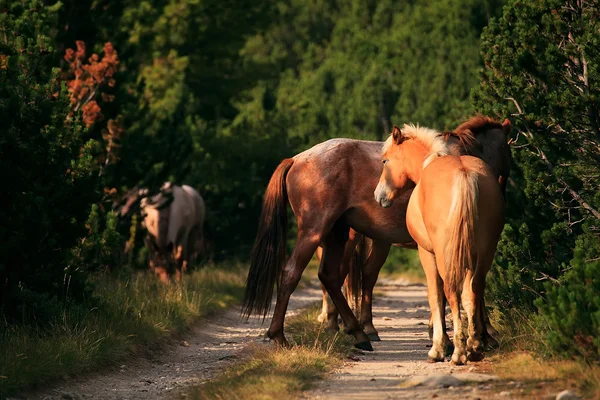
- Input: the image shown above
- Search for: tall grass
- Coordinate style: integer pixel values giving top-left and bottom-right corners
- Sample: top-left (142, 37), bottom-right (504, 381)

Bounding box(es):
top-left (190, 305), bottom-right (354, 399)
top-left (487, 308), bottom-right (600, 398)
top-left (0, 264), bottom-right (246, 398)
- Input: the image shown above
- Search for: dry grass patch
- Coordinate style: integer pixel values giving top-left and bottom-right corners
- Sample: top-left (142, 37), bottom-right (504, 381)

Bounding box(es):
top-left (485, 309), bottom-right (600, 399)
top-left (0, 263), bottom-right (247, 398)
top-left (189, 305), bottom-right (354, 399)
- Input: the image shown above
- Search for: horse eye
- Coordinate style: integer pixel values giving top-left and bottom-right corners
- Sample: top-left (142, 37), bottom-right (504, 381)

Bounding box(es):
top-left (382, 159), bottom-right (388, 165)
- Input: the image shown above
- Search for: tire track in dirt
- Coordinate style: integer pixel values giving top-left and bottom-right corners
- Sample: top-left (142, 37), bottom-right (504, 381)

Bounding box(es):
top-left (306, 279), bottom-right (509, 400)
top-left (25, 283), bottom-right (323, 400)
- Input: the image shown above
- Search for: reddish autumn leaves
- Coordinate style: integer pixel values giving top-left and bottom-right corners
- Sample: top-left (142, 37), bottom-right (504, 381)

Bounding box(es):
top-left (63, 40), bottom-right (123, 168)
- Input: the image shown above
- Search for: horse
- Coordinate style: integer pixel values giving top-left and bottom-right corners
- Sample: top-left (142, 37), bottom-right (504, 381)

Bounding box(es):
top-left (141, 182), bottom-right (205, 282)
top-left (242, 116), bottom-right (511, 351)
top-left (317, 117), bottom-right (511, 344)
top-left (375, 124), bottom-right (505, 364)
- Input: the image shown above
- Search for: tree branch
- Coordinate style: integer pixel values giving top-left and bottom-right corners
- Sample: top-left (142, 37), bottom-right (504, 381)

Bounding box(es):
top-left (536, 144), bottom-right (600, 219)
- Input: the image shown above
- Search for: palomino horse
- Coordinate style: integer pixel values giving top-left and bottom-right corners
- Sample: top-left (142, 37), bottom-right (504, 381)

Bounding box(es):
top-left (141, 182), bottom-right (206, 282)
top-left (242, 116), bottom-right (510, 350)
top-left (375, 125), bottom-right (505, 364)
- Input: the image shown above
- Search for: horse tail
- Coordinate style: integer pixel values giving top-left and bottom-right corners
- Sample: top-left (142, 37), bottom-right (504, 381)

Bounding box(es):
top-left (242, 158), bottom-right (294, 320)
top-left (444, 168), bottom-right (479, 295)
top-left (345, 233), bottom-right (367, 315)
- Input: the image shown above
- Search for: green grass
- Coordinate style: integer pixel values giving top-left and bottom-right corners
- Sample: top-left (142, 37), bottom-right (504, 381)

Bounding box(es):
top-left (381, 247), bottom-right (425, 282)
top-left (189, 304), bottom-right (354, 399)
top-left (0, 263), bottom-right (247, 398)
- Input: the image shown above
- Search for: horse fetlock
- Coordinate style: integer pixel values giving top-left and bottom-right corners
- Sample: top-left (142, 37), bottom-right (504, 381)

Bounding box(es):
top-left (317, 311), bottom-right (328, 323)
top-left (467, 336), bottom-right (483, 354)
top-left (362, 323), bottom-right (381, 342)
top-left (265, 329), bottom-right (290, 348)
top-left (451, 348), bottom-right (468, 365)
top-left (427, 345), bottom-right (445, 363)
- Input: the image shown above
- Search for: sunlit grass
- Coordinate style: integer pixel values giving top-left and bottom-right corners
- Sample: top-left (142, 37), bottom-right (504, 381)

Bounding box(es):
top-left (0, 263), bottom-right (246, 398)
top-left (487, 308), bottom-right (600, 398)
top-left (189, 304), bottom-right (354, 399)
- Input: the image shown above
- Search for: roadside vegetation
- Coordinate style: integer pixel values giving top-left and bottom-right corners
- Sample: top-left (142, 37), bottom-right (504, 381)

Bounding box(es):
top-left (0, 264), bottom-right (246, 398)
top-left (189, 305), bottom-right (354, 400)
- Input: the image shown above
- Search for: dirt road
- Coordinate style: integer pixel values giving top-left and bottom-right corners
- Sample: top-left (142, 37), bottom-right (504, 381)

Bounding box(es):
top-left (26, 278), bottom-right (571, 400)
top-left (307, 279), bottom-right (517, 400)
top-left (26, 284), bottom-right (323, 400)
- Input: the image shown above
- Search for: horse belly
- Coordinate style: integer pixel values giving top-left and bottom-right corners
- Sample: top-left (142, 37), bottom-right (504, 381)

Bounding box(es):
top-left (344, 201), bottom-right (413, 245)
top-left (406, 189), bottom-right (432, 252)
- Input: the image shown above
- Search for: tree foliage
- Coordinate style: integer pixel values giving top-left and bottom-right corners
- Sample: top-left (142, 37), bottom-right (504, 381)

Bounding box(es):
top-left (0, 1), bottom-right (100, 321)
top-left (473, 0), bottom-right (600, 356)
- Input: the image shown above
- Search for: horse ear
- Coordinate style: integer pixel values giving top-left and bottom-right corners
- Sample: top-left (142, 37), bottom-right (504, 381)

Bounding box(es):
top-left (502, 118), bottom-right (512, 136)
top-left (392, 125), bottom-right (403, 144)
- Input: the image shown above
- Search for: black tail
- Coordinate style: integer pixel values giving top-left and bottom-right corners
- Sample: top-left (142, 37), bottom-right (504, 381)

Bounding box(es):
top-left (242, 158), bottom-right (294, 319)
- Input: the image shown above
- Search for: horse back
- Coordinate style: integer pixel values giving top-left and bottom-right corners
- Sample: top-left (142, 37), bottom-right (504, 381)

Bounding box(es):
top-left (418, 155), bottom-right (504, 250)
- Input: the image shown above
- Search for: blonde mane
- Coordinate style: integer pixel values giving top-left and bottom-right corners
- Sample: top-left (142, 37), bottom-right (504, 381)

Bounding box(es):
top-left (383, 123), bottom-right (450, 168)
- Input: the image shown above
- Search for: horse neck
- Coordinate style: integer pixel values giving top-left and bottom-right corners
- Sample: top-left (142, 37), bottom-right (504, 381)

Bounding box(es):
top-left (404, 141), bottom-right (430, 184)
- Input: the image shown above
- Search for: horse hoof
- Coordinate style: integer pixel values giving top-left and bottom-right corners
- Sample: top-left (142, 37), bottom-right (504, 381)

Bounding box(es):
top-left (468, 351), bottom-right (485, 362)
top-left (451, 354), bottom-right (467, 366)
top-left (367, 332), bottom-right (381, 342)
top-left (427, 356), bottom-right (444, 363)
top-left (354, 340), bottom-right (374, 351)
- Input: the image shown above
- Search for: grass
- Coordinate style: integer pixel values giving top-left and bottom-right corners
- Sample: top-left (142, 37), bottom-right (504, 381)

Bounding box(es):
top-left (484, 309), bottom-right (600, 399)
top-left (0, 263), bottom-right (247, 398)
top-left (381, 247), bottom-right (425, 282)
top-left (189, 304), bottom-right (354, 399)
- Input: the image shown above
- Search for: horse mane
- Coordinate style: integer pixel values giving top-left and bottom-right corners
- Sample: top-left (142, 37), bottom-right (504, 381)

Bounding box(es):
top-left (452, 115), bottom-right (503, 143)
top-left (383, 123), bottom-right (450, 168)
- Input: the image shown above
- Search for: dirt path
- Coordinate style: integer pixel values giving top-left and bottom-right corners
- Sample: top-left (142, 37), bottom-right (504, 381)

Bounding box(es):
top-left (306, 279), bottom-right (512, 400)
top-left (26, 283), bottom-right (323, 400)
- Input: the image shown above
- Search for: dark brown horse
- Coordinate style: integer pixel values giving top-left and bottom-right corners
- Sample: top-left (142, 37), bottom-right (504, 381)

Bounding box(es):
top-left (242, 116), bottom-right (511, 350)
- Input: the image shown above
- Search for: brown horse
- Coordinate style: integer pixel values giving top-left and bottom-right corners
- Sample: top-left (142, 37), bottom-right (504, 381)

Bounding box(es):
top-left (375, 124), bottom-right (505, 364)
top-left (242, 116), bottom-right (511, 350)
top-left (318, 117), bottom-right (511, 343)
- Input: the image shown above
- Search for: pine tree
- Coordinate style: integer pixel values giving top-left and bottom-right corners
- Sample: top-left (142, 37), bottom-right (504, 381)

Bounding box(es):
top-left (473, 0), bottom-right (600, 355)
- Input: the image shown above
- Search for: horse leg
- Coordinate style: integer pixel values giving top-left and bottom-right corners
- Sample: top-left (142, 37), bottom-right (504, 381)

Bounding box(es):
top-left (359, 241), bottom-right (390, 342)
top-left (173, 242), bottom-right (187, 282)
top-left (418, 247), bottom-right (446, 362)
top-left (317, 230), bottom-right (359, 332)
top-left (445, 281), bottom-right (467, 365)
top-left (481, 297), bottom-right (500, 349)
top-left (319, 225), bottom-right (372, 351)
top-left (428, 294), bottom-right (453, 355)
top-left (266, 233), bottom-right (320, 347)
top-left (464, 255), bottom-right (493, 361)
top-left (315, 247), bottom-right (339, 330)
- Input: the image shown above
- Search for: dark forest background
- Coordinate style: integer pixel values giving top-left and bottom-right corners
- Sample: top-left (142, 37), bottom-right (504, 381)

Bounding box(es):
top-left (1, 0), bottom-right (599, 367)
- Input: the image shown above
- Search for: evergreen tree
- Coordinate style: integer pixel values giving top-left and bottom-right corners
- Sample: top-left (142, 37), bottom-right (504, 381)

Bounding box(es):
top-left (0, 1), bottom-right (100, 321)
top-left (473, 0), bottom-right (600, 353)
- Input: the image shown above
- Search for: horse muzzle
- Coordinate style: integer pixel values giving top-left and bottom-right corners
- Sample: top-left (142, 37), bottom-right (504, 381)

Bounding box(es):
top-left (374, 183), bottom-right (394, 208)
